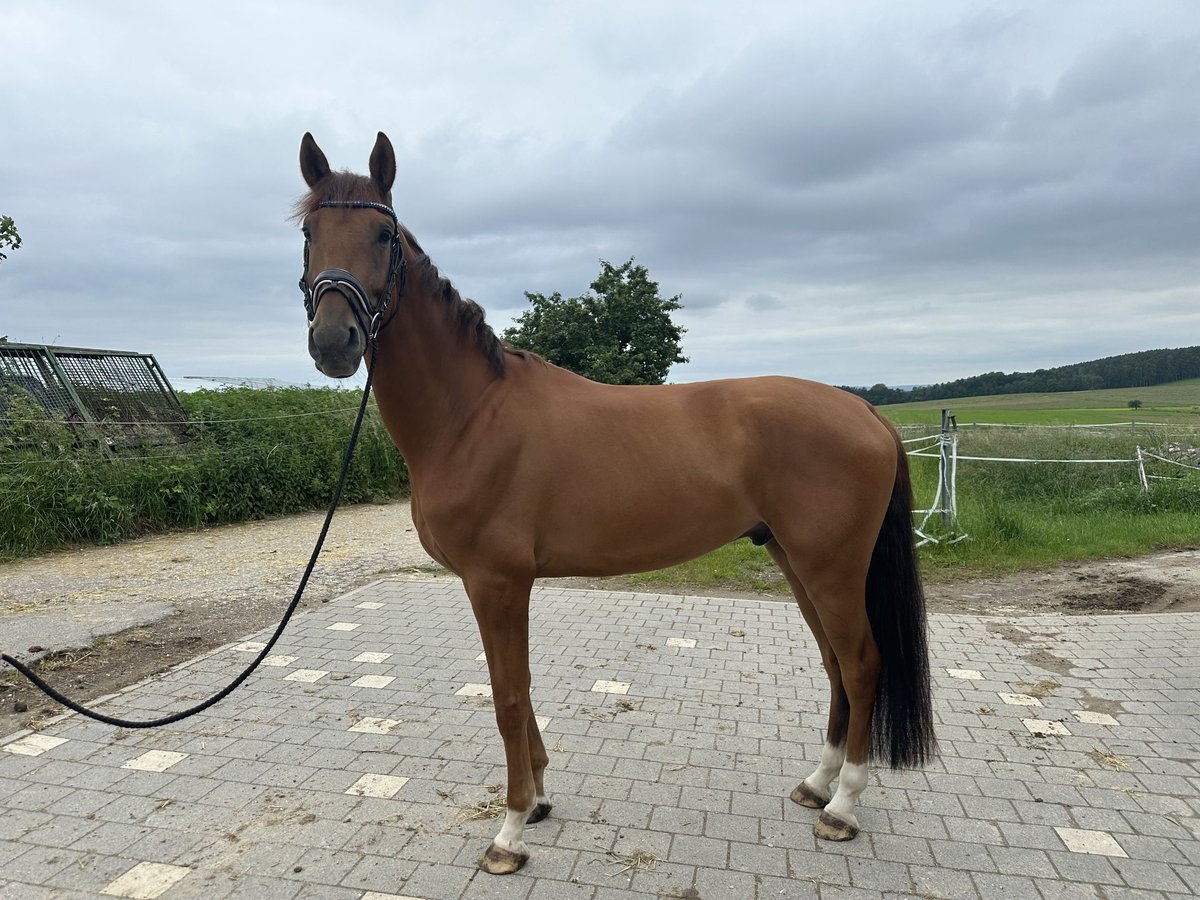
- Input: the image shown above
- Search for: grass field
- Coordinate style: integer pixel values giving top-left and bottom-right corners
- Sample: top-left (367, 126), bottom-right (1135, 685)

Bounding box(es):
top-left (628, 380), bottom-right (1200, 593)
top-left (882, 378), bottom-right (1200, 425)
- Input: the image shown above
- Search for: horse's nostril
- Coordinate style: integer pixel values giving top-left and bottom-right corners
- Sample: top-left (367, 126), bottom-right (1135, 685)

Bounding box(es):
top-left (346, 326), bottom-right (359, 348)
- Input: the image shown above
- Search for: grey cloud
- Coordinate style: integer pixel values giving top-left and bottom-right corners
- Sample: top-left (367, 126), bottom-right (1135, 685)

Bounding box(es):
top-left (2, 2), bottom-right (1197, 390)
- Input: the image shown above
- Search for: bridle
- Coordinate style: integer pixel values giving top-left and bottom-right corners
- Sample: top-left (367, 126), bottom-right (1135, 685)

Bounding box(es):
top-left (299, 200), bottom-right (407, 341)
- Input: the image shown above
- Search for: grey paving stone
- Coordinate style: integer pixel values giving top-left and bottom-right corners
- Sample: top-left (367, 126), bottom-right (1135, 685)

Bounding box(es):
top-left (3, 582), bottom-right (1199, 899)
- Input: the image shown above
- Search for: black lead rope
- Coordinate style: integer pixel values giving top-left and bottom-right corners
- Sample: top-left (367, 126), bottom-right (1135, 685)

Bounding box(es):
top-left (0, 347), bottom-right (380, 729)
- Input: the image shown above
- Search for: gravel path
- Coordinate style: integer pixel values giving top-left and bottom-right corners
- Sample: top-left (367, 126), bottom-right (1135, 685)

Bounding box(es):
top-left (0, 501), bottom-right (441, 734)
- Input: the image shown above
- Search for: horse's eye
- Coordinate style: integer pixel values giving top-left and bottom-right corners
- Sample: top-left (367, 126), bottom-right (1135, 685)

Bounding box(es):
top-left (379, 230), bottom-right (393, 245)
top-left (302, 226), bottom-right (311, 240)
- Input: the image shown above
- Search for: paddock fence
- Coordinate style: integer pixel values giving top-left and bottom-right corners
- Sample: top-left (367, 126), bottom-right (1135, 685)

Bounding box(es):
top-left (900, 412), bottom-right (1200, 545)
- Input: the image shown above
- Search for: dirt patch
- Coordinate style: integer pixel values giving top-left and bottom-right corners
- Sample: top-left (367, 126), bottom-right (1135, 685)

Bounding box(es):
top-left (1012, 678), bottom-right (1061, 700)
top-left (1021, 648), bottom-right (1075, 676)
top-left (1061, 575), bottom-right (1168, 612)
top-left (922, 550), bottom-right (1200, 617)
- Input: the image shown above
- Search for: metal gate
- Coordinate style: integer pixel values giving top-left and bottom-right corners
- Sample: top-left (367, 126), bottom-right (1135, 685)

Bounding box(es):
top-left (0, 342), bottom-right (187, 450)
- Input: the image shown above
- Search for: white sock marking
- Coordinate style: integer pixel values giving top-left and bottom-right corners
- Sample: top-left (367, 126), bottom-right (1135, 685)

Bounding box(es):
top-left (802, 740), bottom-right (845, 798)
top-left (824, 760), bottom-right (868, 827)
top-left (493, 803), bottom-right (533, 854)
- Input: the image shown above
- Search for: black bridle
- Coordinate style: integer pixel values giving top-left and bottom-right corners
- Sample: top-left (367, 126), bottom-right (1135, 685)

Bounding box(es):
top-left (299, 200), bottom-right (407, 340)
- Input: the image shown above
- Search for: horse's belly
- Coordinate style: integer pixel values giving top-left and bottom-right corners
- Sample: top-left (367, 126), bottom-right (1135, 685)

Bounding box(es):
top-left (535, 488), bottom-right (755, 578)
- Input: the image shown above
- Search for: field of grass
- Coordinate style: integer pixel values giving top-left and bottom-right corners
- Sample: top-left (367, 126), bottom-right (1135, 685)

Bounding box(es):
top-left (882, 378), bottom-right (1200, 425)
top-left (629, 384), bottom-right (1200, 593)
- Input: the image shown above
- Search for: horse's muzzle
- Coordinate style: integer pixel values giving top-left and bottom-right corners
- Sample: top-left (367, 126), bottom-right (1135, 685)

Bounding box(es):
top-left (309, 314), bottom-right (365, 378)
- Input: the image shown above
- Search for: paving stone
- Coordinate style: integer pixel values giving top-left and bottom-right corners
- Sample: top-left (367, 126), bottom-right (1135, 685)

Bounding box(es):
top-left (2, 582), bottom-right (1198, 899)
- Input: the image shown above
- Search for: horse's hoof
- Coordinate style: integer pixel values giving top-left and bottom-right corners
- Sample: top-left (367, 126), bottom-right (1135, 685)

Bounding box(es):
top-left (478, 843), bottom-right (529, 875)
top-left (790, 782), bottom-right (829, 809)
top-left (527, 801), bottom-right (553, 824)
top-left (814, 809), bottom-right (859, 842)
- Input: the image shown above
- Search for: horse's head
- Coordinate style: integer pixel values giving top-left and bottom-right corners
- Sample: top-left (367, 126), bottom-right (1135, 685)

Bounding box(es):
top-left (297, 132), bottom-right (402, 378)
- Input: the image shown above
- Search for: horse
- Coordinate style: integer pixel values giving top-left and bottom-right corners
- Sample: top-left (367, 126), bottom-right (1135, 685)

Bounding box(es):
top-left (295, 132), bottom-right (936, 875)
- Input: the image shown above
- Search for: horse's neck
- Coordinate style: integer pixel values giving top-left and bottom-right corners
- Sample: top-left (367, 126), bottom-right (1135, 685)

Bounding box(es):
top-left (370, 290), bottom-right (497, 464)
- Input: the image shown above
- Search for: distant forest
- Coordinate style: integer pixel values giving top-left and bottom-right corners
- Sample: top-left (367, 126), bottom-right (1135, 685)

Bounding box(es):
top-left (845, 346), bottom-right (1200, 406)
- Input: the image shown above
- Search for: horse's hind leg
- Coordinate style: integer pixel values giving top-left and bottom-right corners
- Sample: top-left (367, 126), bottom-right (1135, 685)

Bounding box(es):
top-left (805, 571), bottom-right (881, 842)
top-left (464, 571), bottom-right (539, 874)
top-left (526, 711), bottom-right (552, 823)
top-left (769, 539), bottom-right (882, 840)
top-left (765, 541), bottom-right (848, 809)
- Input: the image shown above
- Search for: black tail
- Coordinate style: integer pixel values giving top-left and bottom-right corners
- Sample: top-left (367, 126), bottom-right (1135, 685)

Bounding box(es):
top-left (865, 439), bottom-right (937, 769)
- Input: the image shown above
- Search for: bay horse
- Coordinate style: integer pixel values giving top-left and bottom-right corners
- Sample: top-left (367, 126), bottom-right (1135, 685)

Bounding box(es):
top-left (296, 132), bottom-right (936, 875)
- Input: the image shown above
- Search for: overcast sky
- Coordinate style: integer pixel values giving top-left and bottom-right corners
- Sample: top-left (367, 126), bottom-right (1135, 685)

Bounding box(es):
top-left (2, 1), bottom-right (1197, 390)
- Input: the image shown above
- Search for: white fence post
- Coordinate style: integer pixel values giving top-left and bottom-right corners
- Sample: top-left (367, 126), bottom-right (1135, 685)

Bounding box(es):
top-left (1136, 446), bottom-right (1149, 491)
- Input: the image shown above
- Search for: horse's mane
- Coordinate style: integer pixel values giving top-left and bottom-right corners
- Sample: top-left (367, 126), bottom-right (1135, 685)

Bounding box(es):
top-left (293, 171), bottom-right (537, 377)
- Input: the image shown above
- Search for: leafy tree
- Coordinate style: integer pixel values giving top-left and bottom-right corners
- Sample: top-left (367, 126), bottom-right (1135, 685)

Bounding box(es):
top-left (504, 259), bottom-right (687, 385)
top-left (0, 215), bottom-right (20, 265)
top-left (1128, 399), bottom-right (1142, 410)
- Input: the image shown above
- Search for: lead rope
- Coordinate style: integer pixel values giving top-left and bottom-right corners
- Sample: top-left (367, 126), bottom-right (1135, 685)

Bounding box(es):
top-left (0, 343), bottom-right (380, 729)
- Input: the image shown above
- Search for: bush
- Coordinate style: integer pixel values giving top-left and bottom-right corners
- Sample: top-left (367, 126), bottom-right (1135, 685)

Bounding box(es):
top-left (0, 387), bottom-right (408, 559)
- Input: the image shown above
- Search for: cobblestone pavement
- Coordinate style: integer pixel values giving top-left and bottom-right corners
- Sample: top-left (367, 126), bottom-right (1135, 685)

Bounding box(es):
top-left (2, 580), bottom-right (1198, 899)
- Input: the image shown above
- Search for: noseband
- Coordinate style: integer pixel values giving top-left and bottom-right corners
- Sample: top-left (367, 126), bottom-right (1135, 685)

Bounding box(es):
top-left (299, 200), bottom-right (407, 340)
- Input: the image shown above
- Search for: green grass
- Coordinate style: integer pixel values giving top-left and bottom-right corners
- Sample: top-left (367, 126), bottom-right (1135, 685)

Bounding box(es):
top-left (626, 540), bottom-right (786, 594)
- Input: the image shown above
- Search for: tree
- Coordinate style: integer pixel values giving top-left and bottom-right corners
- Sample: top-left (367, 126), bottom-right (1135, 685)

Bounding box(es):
top-left (0, 215), bottom-right (21, 265)
top-left (503, 259), bottom-right (687, 385)
top-left (1128, 399), bottom-right (1142, 410)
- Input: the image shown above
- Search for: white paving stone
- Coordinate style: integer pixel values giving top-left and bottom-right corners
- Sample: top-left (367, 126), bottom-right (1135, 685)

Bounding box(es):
top-left (233, 641), bottom-right (266, 653)
top-left (350, 717), bottom-right (404, 734)
top-left (1, 734), bottom-right (67, 757)
top-left (261, 654), bottom-right (298, 667)
top-left (1054, 827), bottom-right (1128, 857)
top-left (284, 669), bottom-right (328, 683)
top-left (362, 892), bottom-right (425, 900)
top-left (352, 674), bottom-right (396, 689)
top-left (536, 715), bottom-right (552, 731)
top-left (591, 680), bottom-right (631, 695)
top-left (998, 691), bottom-right (1042, 707)
top-left (327, 622), bottom-right (361, 632)
top-left (345, 773), bottom-right (410, 799)
top-left (101, 861), bottom-right (190, 898)
top-left (475, 651), bottom-right (488, 661)
top-left (121, 750), bottom-right (188, 773)
top-left (666, 637), bottom-right (697, 648)
top-left (356, 601), bottom-right (385, 610)
top-left (353, 651), bottom-right (392, 663)
top-left (1023, 718), bottom-right (1071, 736)
top-left (456, 682), bottom-right (492, 697)
top-left (946, 668), bottom-right (984, 680)
top-left (1072, 710), bottom-right (1119, 726)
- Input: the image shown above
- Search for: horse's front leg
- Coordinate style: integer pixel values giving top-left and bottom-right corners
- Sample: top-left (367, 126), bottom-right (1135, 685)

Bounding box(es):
top-left (464, 571), bottom-right (540, 875)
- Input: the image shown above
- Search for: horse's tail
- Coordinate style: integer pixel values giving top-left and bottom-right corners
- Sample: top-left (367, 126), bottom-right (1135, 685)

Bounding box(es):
top-left (865, 426), bottom-right (937, 769)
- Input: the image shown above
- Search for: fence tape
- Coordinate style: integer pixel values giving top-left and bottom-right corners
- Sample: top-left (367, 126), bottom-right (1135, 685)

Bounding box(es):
top-left (908, 451), bottom-right (1137, 464)
top-left (1141, 450), bottom-right (1200, 471)
top-left (958, 421), bottom-right (1144, 429)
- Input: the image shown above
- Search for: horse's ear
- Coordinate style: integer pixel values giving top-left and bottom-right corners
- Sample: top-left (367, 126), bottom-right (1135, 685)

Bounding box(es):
top-left (369, 132), bottom-right (396, 198)
top-left (300, 133), bottom-right (331, 188)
